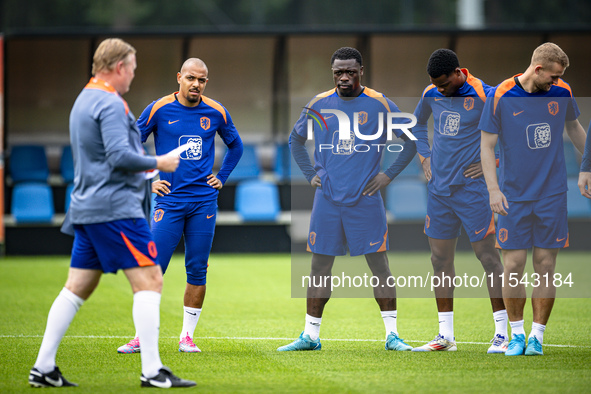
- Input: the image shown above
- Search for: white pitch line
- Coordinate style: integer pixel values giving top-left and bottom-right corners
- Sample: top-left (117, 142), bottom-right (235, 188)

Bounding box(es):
top-left (0, 334), bottom-right (588, 348)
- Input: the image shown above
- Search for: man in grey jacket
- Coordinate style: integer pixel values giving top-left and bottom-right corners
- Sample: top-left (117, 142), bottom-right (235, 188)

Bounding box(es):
top-left (28, 38), bottom-right (195, 388)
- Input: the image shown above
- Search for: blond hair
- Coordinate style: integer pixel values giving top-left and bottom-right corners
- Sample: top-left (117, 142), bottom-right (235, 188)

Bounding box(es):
top-left (531, 42), bottom-right (569, 69)
top-left (92, 38), bottom-right (136, 75)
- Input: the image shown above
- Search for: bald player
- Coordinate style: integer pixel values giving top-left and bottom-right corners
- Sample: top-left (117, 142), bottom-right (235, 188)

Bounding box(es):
top-left (117, 58), bottom-right (244, 354)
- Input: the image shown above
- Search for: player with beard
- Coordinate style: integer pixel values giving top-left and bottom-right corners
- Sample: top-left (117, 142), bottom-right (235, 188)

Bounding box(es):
top-left (278, 47), bottom-right (417, 352)
top-left (117, 58), bottom-right (243, 354)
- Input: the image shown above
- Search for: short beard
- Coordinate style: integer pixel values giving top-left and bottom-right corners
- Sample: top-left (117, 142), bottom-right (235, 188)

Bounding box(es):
top-left (186, 94), bottom-right (200, 103)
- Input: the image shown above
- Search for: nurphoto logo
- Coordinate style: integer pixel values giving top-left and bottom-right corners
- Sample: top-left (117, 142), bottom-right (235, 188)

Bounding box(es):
top-left (304, 107), bottom-right (417, 154)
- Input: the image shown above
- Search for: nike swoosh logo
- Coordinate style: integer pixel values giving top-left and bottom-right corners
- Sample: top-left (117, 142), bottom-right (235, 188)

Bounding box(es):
top-left (168, 120), bottom-right (180, 124)
top-left (186, 311), bottom-right (197, 316)
top-left (475, 228), bottom-right (486, 235)
top-left (495, 319), bottom-right (502, 322)
top-left (434, 98), bottom-right (444, 101)
top-left (556, 237), bottom-right (566, 242)
top-left (370, 241), bottom-right (380, 246)
top-left (45, 376), bottom-right (63, 387)
top-left (323, 115), bottom-right (335, 120)
top-left (513, 110), bottom-right (524, 116)
top-left (149, 378), bottom-right (172, 389)
top-left (207, 214), bottom-right (215, 219)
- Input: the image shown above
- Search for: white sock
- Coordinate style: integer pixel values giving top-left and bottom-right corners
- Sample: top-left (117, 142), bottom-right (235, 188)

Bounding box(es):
top-left (133, 291), bottom-right (163, 378)
top-left (34, 288), bottom-right (84, 373)
top-left (493, 310), bottom-right (508, 338)
top-left (381, 310), bottom-right (398, 338)
top-left (529, 322), bottom-right (546, 344)
top-left (509, 320), bottom-right (526, 338)
top-left (303, 314), bottom-right (322, 341)
top-left (438, 311), bottom-right (454, 341)
top-left (180, 307), bottom-right (202, 341)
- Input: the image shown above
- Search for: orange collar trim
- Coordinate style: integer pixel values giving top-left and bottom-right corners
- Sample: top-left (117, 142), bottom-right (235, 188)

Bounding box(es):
top-left (85, 77), bottom-right (117, 93)
top-left (84, 78), bottom-right (129, 115)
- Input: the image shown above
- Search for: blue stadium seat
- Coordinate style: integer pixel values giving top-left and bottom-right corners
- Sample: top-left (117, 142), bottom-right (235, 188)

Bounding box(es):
top-left (12, 182), bottom-right (55, 223)
top-left (564, 140), bottom-right (581, 178)
top-left (274, 143), bottom-right (290, 180)
top-left (60, 145), bottom-right (75, 184)
top-left (274, 142), bottom-right (307, 182)
top-left (235, 179), bottom-right (280, 222)
top-left (567, 178), bottom-right (591, 218)
top-left (65, 183), bottom-right (74, 212)
top-left (9, 145), bottom-right (49, 183)
top-left (225, 144), bottom-right (261, 182)
top-left (385, 179), bottom-right (428, 221)
top-left (289, 156), bottom-right (307, 181)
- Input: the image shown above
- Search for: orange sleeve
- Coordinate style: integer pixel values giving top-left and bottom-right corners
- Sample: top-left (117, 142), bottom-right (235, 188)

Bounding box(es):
top-left (146, 94), bottom-right (176, 125)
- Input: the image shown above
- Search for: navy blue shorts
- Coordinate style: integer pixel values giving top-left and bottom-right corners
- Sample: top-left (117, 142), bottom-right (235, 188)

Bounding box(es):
top-left (496, 192), bottom-right (568, 250)
top-left (151, 199), bottom-right (217, 286)
top-left (307, 190), bottom-right (388, 257)
top-left (71, 218), bottom-right (158, 273)
top-left (425, 177), bottom-right (495, 243)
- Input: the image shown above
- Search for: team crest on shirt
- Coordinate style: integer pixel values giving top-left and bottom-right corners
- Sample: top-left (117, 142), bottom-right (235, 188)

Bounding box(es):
top-left (309, 232), bottom-right (317, 246)
top-left (179, 135), bottom-right (203, 160)
top-left (526, 123), bottom-right (551, 149)
top-left (498, 228), bottom-right (508, 243)
top-left (357, 111), bottom-right (368, 125)
top-left (332, 130), bottom-right (354, 155)
top-left (548, 101), bottom-right (559, 116)
top-left (154, 209), bottom-right (164, 222)
top-left (439, 111), bottom-right (461, 136)
top-left (463, 97), bottom-right (474, 111)
top-left (200, 116), bottom-right (211, 130)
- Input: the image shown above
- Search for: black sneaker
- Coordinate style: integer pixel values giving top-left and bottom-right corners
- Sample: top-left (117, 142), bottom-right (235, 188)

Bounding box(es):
top-left (140, 366), bottom-right (196, 388)
top-left (29, 367), bottom-right (78, 387)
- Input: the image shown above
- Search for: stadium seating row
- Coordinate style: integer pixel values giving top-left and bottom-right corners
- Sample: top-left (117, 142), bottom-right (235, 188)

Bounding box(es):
top-left (233, 143), bottom-right (425, 182)
top-left (8, 145), bottom-right (70, 223)
top-left (7, 143), bottom-right (591, 224)
top-left (11, 140), bottom-right (580, 185)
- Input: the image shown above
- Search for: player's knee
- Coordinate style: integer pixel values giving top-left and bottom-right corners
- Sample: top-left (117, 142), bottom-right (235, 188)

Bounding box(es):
top-left (64, 269), bottom-right (101, 300)
top-left (144, 271), bottom-right (163, 292)
top-left (532, 258), bottom-right (556, 275)
top-left (310, 265), bottom-right (332, 277)
top-left (430, 253), bottom-right (453, 272)
top-left (477, 251), bottom-right (502, 272)
top-left (129, 266), bottom-right (163, 293)
top-left (503, 259), bottom-right (525, 274)
top-left (187, 272), bottom-right (207, 287)
top-left (367, 261), bottom-right (391, 279)
top-left (310, 259), bottom-right (334, 276)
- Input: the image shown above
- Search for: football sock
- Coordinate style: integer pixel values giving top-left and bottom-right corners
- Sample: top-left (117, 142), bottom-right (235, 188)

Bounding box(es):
top-left (34, 288), bottom-right (84, 374)
top-left (304, 314), bottom-right (322, 341)
top-left (493, 309), bottom-right (509, 337)
top-left (180, 307), bottom-right (202, 340)
top-left (381, 310), bottom-right (398, 338)
top-left (133, 291), bottom-right (163, 379)
top-left (438, 311), bottom-right (454, 341)
top-left (509, 319), bottom-right (526, 338)
top-left (529, 322), bottom-right (546, 344)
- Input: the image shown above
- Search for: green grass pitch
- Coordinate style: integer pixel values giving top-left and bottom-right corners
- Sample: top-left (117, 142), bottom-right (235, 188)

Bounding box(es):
top-left (1, 252), bottom-right (590, 392)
